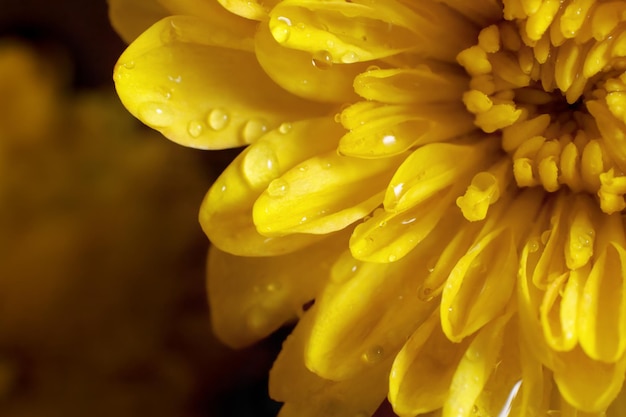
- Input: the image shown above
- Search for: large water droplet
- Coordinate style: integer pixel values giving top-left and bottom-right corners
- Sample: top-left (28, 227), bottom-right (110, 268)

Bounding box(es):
top-left (242, 143), bottom-right (280, 187)
top-left (278, 122), bottom-right (292, 134)
top-left (207, 108), bottom-right (230, 131)
top-left (418, 286), bottom-right (434, 301)
top-left (138, 102), bottom-right (174, 128)
top-left (267, 178), bottom-right (289, 198)
top-left (362, 345), bottom-right (384, 364)
top-left (187, 120), bottom-right (204, 138)
top-left (242, 118), bottom-right (269, 143)
top-left (272, 16), bottom-right (292, 43)
top-left (312, 50), bottom-right (333, 70)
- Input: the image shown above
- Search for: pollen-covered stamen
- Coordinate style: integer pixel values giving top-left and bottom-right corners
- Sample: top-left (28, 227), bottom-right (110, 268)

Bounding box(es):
top-left (458, 3), bottom-right (626, 214)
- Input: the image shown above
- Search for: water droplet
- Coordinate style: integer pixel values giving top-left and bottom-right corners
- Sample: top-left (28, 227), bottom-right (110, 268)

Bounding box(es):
top-left (265, 282), bottom-right (281, 292)
top-left (387, 254), bottom-right (397, 262)
top-left (168, 74), bottom-right (182, 83)
top-left (341, 51), bottom-right (359, 63)
top-left (540, 230), bottom-right (551, 245)
top-left (242, 143), bottom-right (280, 187)
top-left (138, 102), bottom-right (174, 128)
top-left (267, 179), bottom-right (289, 198)
top-left (527, 238), bottom-right (540, 253)
top-left (401, 217), bottom-right (416, 225)
top-left (208, 108), bottom-right (230, 131)
top-left (312, 50), bottom-right (333, 69)
top-left (366, 65), bottom-right (381, 72)
top-left (300, 216), bottom-right (308, 224)
top-left (334, 113), bottom-right (342, 123)
top-left (362, 345), bottom-right (384, 364)
top-left (464, 348), bottom-right (481, 361)
top-left (272, 24), bottom-right (291, 43)
top-left (122, 61), bottom-right (135, 69)
top-left (418, 286), bottom-right (434, 301)
top-left (242, 118), bottom-right (268, 143)
top-left (187, 120), bottom-right (204, 138)
top-left (298, 165), bottom-right (308, 172)
top-left (278, 122), bottom-right (292, 134)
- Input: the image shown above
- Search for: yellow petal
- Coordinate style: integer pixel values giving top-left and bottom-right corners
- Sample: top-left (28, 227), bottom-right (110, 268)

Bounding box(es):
top-left (199, 117), bottom-right (342, 256)
top-left (216, 0), bottom-right (276, 20)
top-left (270, 312), bottom-right (389, 417)
top-left (389, 313), bottom-right (470, 417)
top-left (353, 66), bottom-right (467, 104)
top-left (350, 188), bottom-right (460, 263)
top-left (208, 231), bottom-right (348, 348)
top-left (108, 0), bottom-right (168, 43)
top-left (255, 22), bottom-right (364, 103)
top-left (442, 190), bottom-right (544, 342)
top-left (539, 269), bottom-right (584, 352)
top-left (338, 102), bottom-right (475, 158)
top-left (579, 238), bottom-right (626, 362)
top-left (114, 16), bottom-right (326, 149)
top-left (384, 140), bottom-right (498, 213)
top-left (304, 248), bottom-right (436, 380)
top-left (253, 152), bottom-right (404, 236)
top-left (553, 347), bottom-right (626, 413)
top-left (443, 312), bottom-right (512, 417)
top-left (441, 227), bottom-right (517, 342)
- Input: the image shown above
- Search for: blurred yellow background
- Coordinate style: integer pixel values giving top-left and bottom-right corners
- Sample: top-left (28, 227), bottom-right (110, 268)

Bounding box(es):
top-left (0, 1), bottom-right (281, 416)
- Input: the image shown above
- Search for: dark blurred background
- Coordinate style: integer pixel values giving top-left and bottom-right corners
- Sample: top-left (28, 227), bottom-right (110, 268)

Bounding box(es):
top-left (0, 1), bottom-right (281, 416)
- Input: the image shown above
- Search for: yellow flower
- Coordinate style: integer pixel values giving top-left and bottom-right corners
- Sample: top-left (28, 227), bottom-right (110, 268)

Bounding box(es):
top-left (112, 0), bottom-right (626, 415)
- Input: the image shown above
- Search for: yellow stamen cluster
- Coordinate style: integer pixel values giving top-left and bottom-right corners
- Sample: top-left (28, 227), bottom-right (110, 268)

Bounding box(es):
top-left (459, 1), bottom-right (626, 215)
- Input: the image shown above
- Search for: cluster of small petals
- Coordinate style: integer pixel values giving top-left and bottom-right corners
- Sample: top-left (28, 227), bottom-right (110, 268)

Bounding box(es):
top-left (458, 1), bottom-right (626, 214)
top-left (110, 0), bottom-right (626, 416)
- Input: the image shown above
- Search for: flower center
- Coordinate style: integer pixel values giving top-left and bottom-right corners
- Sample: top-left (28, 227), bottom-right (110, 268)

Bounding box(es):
top-left (458, 6), bottom-right (626, 215)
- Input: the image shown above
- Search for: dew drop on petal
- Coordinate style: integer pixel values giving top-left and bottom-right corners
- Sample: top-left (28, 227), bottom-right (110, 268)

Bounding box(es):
top-left (138, 102), bottom-right (174, 128)
top-left (341, 51), bottom-right (359, 63)
top-left (122, 61), bottom-right (135, 69)
top-left (527, 238), bottom-right (540, 253)
top-left (278, 122), bottom-right (292, 134)
top-left (207, 108), bottom-right (230, 131)
top-left (418, 286), bottom-right (434, 301)
top-left (312, 50), bottom-right (333, 70)
top-left (267, 179), bottom-right (289, 198)
top-left (242, 118), bottom-right (269, 143)
top-left (187, 120), bottom-right (204, 138)
top-left (272, 16), bottom-right (292, 43)
top-left (362, 345), bottom-right (384, 364)
top-left (382, 134), bottom-right (397, 146)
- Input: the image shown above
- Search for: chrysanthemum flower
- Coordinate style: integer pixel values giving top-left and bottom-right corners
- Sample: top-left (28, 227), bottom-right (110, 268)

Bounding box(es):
top-left (112, 0), bottom-right (626, 415)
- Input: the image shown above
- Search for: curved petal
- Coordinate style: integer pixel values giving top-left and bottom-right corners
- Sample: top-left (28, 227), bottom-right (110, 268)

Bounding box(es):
top-left (270, 312), bottom-right (390, 417)
top-left (255, 22), bottom-right (364, 103)
top-left (199, 118), bottom-right (342, 256)
top-left (253, 152), bottom-right (405, 236)
top-left (338, 102), bottom-right (476, 158)
top-left (578, 221), bottom-right (626, 362)
top-left (217, 0), bottom-right (278, 20)
top-left (553, 347), bottom-right (626, 413)
top-left (349, 188), bottom-right (461, 263)
top-left (114, 16), bottom-right (328, 149)
top-left (303, 246), bottom-right (437, 381)
top-left (443, 312), bottom-right (512, 417)
top-left (268, 0), bottom-right (477, 63)
top-left (108, 0), bottom-right (169, 43)
top-left (389, 314), bottom-right (470, 417)
top-left (207, 231), bottom-right (349, 348)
